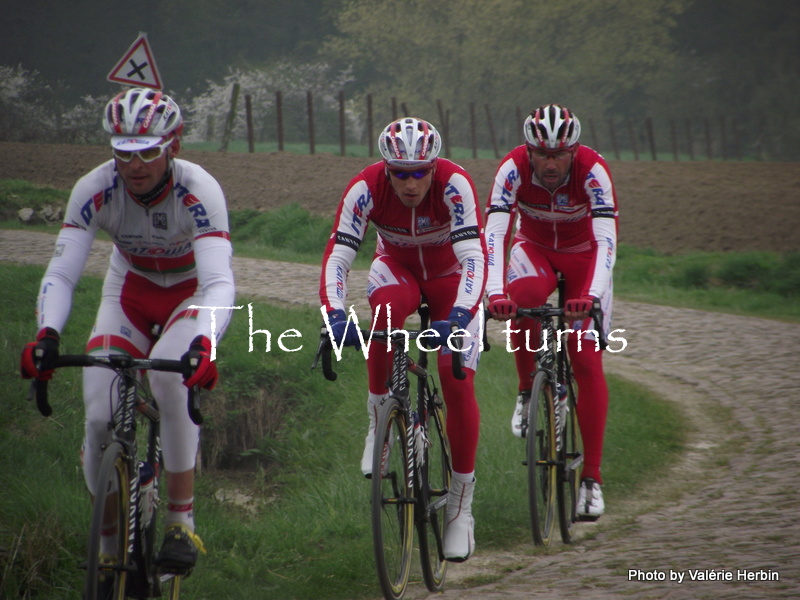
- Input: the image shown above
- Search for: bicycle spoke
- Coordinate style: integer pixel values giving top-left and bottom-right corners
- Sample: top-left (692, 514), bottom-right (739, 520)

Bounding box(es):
top-left (371, 401), bottom-right (414, 600)
top-left (418, 397), bottom-right (450, 592)
top-left (557, 381), bottom-right (583, 543)
top-left (84, 442), bottom-right (130, 600)
top-left (527, 371), bottom-right (556, 546)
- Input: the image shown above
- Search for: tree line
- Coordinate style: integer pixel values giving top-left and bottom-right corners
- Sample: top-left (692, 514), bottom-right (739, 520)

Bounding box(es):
top-left (1, 0), bottom-right (797, 159)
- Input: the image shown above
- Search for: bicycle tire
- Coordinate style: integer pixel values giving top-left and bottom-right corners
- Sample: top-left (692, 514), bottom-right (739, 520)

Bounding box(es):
top-left (142, 419), bottom-right (162, 594)
top-left (84, 441), bottom-right (131, 600)
top-left (557, 378), bottom-right (583, 543)
top-left (527, 370), bottom-right (556, 547)
top-left (417, 389), bottom-right (450, 592)
top-left (128, 419), bottom-right (163, 599)
top-left (161, 573), bottom-right (182, 600)
top-left (371, 398), bottom-right (414, 600)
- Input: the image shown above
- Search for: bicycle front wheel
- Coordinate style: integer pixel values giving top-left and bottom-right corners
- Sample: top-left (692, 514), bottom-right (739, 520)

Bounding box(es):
top-left (371, 398), bottom-right (414, 600)
top-left (557, 380), bottom-right (583, 543)
top-left (84, 441), bottom-right (131, 600)
top-left (417, 391), bottom-right (450, 592)
top-left (161, 572), bottom-right (182, 600)
top-left (527, 371), bottom-right (557, 546)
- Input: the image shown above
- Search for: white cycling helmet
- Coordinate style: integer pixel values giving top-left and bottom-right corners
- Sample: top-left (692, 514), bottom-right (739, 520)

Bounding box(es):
top-left (103, 88), bottom-right (183, 151)
top-left (523, 104), bottom-right (581, 150)
top-left (378, 117), bottom-right (442, 170)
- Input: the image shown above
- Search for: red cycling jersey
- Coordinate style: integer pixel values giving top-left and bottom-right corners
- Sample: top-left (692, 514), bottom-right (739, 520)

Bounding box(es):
top-left (320, 159), bottom-right (487, 317)
top-left (484, 144), bottom-right (618, 300)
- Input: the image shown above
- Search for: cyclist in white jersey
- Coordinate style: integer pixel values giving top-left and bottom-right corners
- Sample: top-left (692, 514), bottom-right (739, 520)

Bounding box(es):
top-left (20, 88), bottom-right (235, 572)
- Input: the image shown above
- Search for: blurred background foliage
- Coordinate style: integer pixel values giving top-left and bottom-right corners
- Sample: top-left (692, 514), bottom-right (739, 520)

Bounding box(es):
top-left (1, 0), bottom-right (797, 158)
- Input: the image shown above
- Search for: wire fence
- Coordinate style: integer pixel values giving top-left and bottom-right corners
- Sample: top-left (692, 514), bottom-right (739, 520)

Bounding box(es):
top-left (205, 87), bottom-right (774, 161)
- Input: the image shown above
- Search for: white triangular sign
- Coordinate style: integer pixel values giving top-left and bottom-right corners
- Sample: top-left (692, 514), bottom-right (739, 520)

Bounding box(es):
top-left (107, 33), bottom-right (163, 89)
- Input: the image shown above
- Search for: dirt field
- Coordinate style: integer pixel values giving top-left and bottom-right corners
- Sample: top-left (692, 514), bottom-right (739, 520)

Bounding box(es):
top-left (2, 141), bottom-right (799, 254)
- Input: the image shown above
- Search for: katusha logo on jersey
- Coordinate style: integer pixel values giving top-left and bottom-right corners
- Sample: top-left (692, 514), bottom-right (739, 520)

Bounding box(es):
top-left (181, 194), bottom-right (211, 228)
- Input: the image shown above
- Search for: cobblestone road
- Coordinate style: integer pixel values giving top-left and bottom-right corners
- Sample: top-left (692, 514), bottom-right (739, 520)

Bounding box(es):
top-left (3, 230), bottom-right (798, 599)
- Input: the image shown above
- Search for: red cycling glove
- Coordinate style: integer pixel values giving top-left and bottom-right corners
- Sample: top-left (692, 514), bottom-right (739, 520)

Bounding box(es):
top-left (20, 327), bottom-right (60, 381)
top-left (564, 296), bottom-right (596, 321)
top-left (487, 294), bottom-right (518, 320)
top-left (181, 335), bottom-right (218, 390)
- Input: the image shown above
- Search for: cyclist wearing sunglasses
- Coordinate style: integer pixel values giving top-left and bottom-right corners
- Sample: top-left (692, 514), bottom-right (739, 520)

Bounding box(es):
top-left (20, 87), bottom-right (235, 572)
top-left (320, 117), bottom-right (487, 562)
top-left (484, 104), bottom-right (618, 521)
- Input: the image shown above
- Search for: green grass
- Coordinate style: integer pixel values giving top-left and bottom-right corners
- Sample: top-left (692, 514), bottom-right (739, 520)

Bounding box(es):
top-left (614, 245), bottom-right (800, 321)
top-left (5, 177), bottom-right (797, 320)
top-left (1, 262), bottom-right (686, 599)
top-left (2, 176), bottom-right (791, 597)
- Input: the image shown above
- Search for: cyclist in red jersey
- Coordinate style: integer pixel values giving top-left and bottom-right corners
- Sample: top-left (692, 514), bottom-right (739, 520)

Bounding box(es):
top-left (20, 88), bottom-right (235, 572)
top-left (484, 104), bottom-right (618, 520)
top-left (320, 118), bottom-right (487, 561)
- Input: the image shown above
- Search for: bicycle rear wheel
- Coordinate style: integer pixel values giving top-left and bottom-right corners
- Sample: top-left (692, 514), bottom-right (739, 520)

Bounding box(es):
top-left (371, 398), bottom-right (414, 600)
top-left (557, 380), bottom-right (583, 543)
top-left (84, 441), bottom-right (131, 600)
top-left (417, 390), bottom-right (450, 592)
top-left (527, 371), bottom-right (556, 546)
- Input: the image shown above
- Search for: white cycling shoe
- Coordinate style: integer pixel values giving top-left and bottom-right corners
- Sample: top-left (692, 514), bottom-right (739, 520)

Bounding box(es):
top-left (360, 395), bottom-right (386, 477)
top-left (577, 478), bottom-right (604, 521)
top-left (443, 477), bottom-right (475, 562)
top-left (510, 391), bottom-right (531, 438)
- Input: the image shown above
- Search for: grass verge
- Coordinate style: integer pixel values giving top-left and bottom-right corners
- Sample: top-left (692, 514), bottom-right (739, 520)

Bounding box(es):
top-left (1, 263), bottom-right (686, 599)
top-left (3, 178), bottom-right (799, 320)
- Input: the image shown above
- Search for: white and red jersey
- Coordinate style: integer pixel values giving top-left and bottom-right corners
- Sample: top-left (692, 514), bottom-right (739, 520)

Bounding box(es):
top-left (37, 158), bottom-right (235, 341)
top-left (320, 159), bottom-right (487, 316)
top-left (484, 145), bottom-right (618, 299)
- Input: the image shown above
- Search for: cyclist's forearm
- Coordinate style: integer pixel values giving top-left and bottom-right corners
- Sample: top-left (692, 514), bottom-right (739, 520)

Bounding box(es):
top-left (37, 226), bottom-right (94, 332)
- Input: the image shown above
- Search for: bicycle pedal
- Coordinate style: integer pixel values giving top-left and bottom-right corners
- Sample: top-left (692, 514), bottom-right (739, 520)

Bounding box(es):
top-left (577, 514), bottom-right (601, 523)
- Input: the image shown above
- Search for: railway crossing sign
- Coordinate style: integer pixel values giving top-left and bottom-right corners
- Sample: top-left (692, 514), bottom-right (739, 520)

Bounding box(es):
top-left (107, 32), bottom-right (163, 89)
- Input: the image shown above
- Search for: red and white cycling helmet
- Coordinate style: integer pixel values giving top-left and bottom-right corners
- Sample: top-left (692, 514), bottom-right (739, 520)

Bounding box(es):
top-left (378, 117), bottom-right (442, 170)
top-left (103, 88), bottom-right (184, 151)
top-left (524, 104), bottom-right (581, 150)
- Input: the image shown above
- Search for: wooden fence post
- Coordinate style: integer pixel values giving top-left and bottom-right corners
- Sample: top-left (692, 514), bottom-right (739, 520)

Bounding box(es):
top-left (732, 118), bottom-right (742, 160)
top-left (719, 116), bottom-right (728, 160)
top-left (307, 90), bottom-right (315, 155)
top-left (589, 119), bottom-right (600, 152)
top-left (445, 108), bottom-right (451, 158)
top-left (437, 99), bottom-right (451, 158)
top-left (470, 102), bottom-right (478, 158)
top-left (627, 121), bottom-right (639, 161)
top-left (245, 94), bottom-right (254, 153)
top-left (218, 82), bottom-right (240, 152)
top-left (608, 119), bottom-right (620, 160)
top-left (206, 115), bottom-right (215, 143)
top-left (645, 117), bottom-right (657, 161)
top-left (338, 90), bottom-right (346, 156)
top-left (485, 103), bottom-right (499, 158)
top-left (685, 118), bottom-right (694, 161)
top-left (401, 102), bottom-right (410, 117)
top-left (275, 90), bottom-right (284, 152)
top-left (367, 94), bottom-right (374, 157)
top-left (670, 119), bottom-right (679, 161)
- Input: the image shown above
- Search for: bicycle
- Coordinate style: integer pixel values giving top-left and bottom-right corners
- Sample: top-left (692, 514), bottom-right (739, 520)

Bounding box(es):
top-left (513, 277), bottom-right (606, 547)
top-left (29, 352), bottom-right (203, 600)
top-left (312, 304), bottom-right (465, 600)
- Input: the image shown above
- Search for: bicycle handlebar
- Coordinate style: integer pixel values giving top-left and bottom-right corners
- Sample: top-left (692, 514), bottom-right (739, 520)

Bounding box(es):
top-left (311, 322), bottom-right (468, 382)
top-left (28, 354), bottom-right (203, 424)
top-left (515, 302), bottom-right (608, 350)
